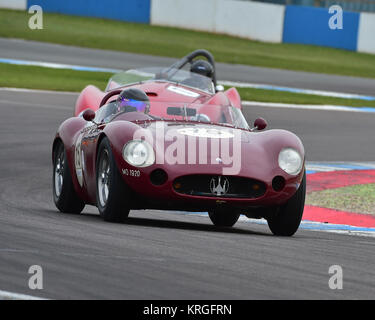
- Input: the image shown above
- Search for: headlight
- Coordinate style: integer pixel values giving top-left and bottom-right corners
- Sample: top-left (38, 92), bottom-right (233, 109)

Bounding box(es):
top-left (278, 148), bottom-right (303, 175)
top-left (123, 140), bottom-right (155, 168)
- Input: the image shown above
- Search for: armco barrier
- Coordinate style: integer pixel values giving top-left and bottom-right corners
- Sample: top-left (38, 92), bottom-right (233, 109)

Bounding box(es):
top-left (151, 0), bottom-right (217, 32)
top-left (357, 12), bottom-right (375, 54)
top-left (283, 5), bottom-right (360, 51)
top-left (151, 0), bottom-right (284, 43)
top-left (27, 0), bottom-right (151, 23)
top-left (0, 0), bottom-right (26, 9)
top-left (0, 0), bottom-right (374, 54)
top-left (215, 0), bottom-right (284, 43)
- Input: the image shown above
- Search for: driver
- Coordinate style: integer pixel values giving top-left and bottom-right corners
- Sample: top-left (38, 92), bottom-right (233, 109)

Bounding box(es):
top-left (100, 88), bottom-right (150, 123)
top-left (116, 88), bottom-right (150, 114)
top-left (181, 60), bottom-right (214, 91)
top-left (190, 60), bottom-right (214, 80)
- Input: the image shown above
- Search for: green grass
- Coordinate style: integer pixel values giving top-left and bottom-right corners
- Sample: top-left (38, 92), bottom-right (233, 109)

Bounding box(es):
top-left (1, 9), bottom-right (375, 78)
top-left (306, 184), bottom-right (375, 215)
top-left (0, 63), bottom-right (111, 92)
top-left (2, 63), bottom-right (375, 109)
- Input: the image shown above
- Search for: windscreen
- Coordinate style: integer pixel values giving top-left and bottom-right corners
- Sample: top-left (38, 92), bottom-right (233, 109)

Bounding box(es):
top-left (147, 102), bottom-right (249, 130)
top-left (106, 67), bottom-right (215, 93)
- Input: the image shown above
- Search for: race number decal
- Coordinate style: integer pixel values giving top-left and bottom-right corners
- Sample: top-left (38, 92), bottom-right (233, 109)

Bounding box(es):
top-left (177, 127), bottom-right (234, 139)
top-left (74, 134), bottom-right (85, 187)
top-left (167, 86), bottom-right (200, 98)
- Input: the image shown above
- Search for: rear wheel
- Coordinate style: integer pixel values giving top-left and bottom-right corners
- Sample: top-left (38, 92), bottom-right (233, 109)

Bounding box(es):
top-left (96, 137), bottom-right (130, 222)
top-left (267, 171), bottom-right (306, 236)
top-left (53, 142), bottom-right (85, 214)
top-left (208, 209), bottom-right (240, 227)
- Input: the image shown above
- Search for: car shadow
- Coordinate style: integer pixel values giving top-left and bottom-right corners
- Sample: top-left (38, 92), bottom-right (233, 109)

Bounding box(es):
top-left (121, 216), bottom-right (271, 237)
top-left (43, 208), bottom-right (272, 237)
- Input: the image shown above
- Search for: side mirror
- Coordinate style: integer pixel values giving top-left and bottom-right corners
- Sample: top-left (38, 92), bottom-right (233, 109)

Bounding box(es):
top-left (253, 117), bottom-right (267, 131)
top-left (215, 85), bottom-right (224, 92)
top-left (82, 109), bottom-right (96, 122)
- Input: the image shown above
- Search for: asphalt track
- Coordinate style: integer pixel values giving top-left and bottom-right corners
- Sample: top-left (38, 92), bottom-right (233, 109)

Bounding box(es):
top-left (2, 37), bottom-right (375, 95)
top-left (0, 89), bottom-right (375, 299)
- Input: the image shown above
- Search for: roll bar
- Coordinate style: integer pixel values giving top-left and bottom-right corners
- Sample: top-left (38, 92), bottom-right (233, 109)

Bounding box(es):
top-left (165, 49), bottom-right (217, 87)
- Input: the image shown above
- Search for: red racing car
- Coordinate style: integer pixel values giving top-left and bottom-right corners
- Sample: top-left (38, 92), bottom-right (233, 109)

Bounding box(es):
top-left (52, 49), bottom-right (306, 236)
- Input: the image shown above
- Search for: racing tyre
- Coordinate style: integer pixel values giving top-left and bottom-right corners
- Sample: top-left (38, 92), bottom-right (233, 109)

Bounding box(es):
top-left (53, 141), bottom-right (85, 214)
top-left (267, 170), bottom-right (306, 236)
top-left (208, 209), bottom-right (240, 227)
top-left (96, 137), bottom-right (130, 222)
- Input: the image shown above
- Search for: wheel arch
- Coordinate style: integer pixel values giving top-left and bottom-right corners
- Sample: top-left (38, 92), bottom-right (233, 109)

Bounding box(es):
top-left (75, 85), bottom-right (105, 116)
top-left (52, 136), bottom-right (63, 163)
top-left (224, 87), bottom-right (241, 109)
top-left (98, 120), bottom-right (145, 172)
top-left (95, 133), bottom-right (109, 165)
top-left (53, 117), bottom-right (88, 199)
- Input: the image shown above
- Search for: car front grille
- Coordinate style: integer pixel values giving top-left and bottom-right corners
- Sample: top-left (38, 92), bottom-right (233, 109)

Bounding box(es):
top-left (173, 175), bottom-right (266, 199)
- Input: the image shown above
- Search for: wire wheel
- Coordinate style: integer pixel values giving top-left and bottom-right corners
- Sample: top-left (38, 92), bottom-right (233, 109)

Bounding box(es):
top-left (54, 146), bottom-right (64, 198)
top-left (52, 141), bottom-right (85, 214)
top-left (97, 150), bottom-right (110, 207)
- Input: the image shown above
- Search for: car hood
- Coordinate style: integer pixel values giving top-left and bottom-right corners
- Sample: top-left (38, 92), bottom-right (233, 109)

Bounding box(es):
top-left (105, 118), bottom-right (304, 182)
top-left (131, 120), bottom-right (304, 179)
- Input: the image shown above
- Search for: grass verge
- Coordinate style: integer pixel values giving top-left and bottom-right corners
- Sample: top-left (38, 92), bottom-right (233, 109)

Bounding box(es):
top-left (0, 63), bottom-right (111, 92)
top-left (2, 63), bottom-right (375, 109)
top-left (1, 9), bottom-right (375, 79)
top-left (306, 184), bottom-right (375, 215)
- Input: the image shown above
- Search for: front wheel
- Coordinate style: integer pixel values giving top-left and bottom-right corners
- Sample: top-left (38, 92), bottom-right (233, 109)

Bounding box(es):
top-left (96, 137), bottom-right (130, 222)
top-left (208, 209), bottom-right (240, 227)
top-left (53, 141), bottom-right (85, 214)
top-left (267, 171), bottom-right (306, 236)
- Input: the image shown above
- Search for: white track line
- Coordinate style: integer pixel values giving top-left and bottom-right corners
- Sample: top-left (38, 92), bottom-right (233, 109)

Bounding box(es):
top-left (178, 212), bottom-right (375, 238)
top-left (0, 57), bottom-right (120, 74)
top-left (2, 88), bottom-right (375, 113)
top-left (242, 100), bottom-right (375, 113)
top-left (0, 99), bottom-right (71, 110)
top-left (219, 80), bottom-right (375, 101)
top-left (0, 87), bottom-right (77, 95)
top-left (0, 289), bottom-right (46, 300)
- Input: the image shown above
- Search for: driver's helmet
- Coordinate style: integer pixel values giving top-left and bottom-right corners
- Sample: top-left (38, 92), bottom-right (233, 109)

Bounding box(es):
top-left (190, 60), bottom-right (213, 79)
top-left (116, 88), bottom-right (150, 114)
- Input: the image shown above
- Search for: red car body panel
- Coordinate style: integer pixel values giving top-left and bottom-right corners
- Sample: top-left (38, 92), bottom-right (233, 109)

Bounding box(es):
top-left (76, 82), bottom-right (239, 117)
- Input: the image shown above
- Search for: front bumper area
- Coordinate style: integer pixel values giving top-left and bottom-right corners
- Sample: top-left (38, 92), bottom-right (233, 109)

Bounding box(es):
top-left (122, 165), bottom-right (304, 211)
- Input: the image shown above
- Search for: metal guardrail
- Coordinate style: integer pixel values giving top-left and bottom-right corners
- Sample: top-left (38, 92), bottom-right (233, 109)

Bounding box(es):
top-left (241, 0), bottom-right (375, 13)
